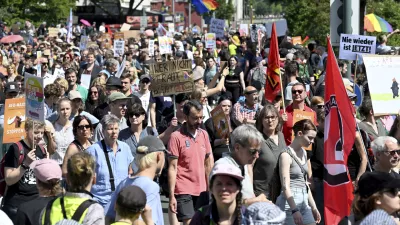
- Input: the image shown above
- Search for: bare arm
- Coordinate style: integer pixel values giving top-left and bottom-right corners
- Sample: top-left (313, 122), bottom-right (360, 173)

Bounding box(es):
top-left (354, 131), bottom-right (367, 182)
top-left (204, 154), bottom-right (214, 188)
top-left (5, 166), bottom-right (26, 186)
top-left (168, 158), bottom-right (178, 213)
top-left (239, 71), bottom-right (245, 91)
top-left (62, 144), bottom-right (80, 178)
top-left (279, 153), bottom-right (298, 210)
top-left (149, 103), bottom-right (156, 128)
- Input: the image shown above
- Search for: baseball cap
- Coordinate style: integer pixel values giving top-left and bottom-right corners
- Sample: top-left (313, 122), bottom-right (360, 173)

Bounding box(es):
top-left (192, 69), bottom-right (204, 81)
top-left (116, 186), bottom-right (147, 213)
top-left (5, 82), bottom-right (20, 93)
top-left (210, 164), bottom-right (244, 181)
top-left (106, 76), bottom-right (122, 88)
top-left (243, 202), bottom-right (286, 225)
top-left (68, 90), bottom-right (82, 100)
top-left (140, 74), bottom-right (151, 81)
top-left (360, 209), bottom-right (397, 225)
top-left (355, 171), bottom-right (400, 198)
top-left (137, 136), bottom-right (166, 154)
top-left (108, 92), bottom-right (130, 103)
top-left (30, 159), bottom-right (62, 182)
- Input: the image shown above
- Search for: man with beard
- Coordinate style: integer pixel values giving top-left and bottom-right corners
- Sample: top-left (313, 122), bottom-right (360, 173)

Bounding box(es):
top-left (105, 136), bottom-right (166, 225)
top-left (232, 86), bottom-right (262, 128)
top-left (168, 100), bottom-right (214, 225)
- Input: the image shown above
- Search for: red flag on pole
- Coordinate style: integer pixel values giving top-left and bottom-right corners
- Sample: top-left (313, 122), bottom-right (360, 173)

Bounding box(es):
top-left (324, 36), bottom-right (355, 225)
top-left (264, 23), bottom-right (281, 102)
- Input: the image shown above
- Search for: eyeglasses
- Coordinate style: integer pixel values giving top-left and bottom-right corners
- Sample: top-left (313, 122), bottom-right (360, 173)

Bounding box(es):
top-left (77, 125), bottom-right (91, 130)
top-left (383, 150), bottom-right (400, 156)
top-left (248, 148), bottom-right (261, 155)
top-left (292, 89), bottom-right (304, 94)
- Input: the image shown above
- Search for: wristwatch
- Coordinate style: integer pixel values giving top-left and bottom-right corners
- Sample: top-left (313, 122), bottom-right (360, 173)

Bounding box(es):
top-left (21, 163), bottom-right (29, 170)
top-left (291, 208), bottom-right (300, 215)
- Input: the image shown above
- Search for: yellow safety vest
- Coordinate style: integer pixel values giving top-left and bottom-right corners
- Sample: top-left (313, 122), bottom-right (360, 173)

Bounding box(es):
top-left (42, 196), bottom-right (92, 225)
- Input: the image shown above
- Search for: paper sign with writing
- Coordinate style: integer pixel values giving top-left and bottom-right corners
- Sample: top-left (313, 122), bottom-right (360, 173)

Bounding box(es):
top-left (239, 24), bottom-right (249, 37)
top-left (3, 98), bottom-right (26, 144)
top-left (25, 74), bottom-right (45, 121)
top-left (168, 23), bottom-right (175, 33)
top-left (48, 28), bottom-right (59, 37)
top-left (159, 36), bottom-right (171, 55)
top-left (114, 40), bottom-right (125, 57)
top-left (339, 34), bottom-right (376, 60)
top-left (210, 18), bottom-right (225, 38)
top-left (53, 68), bottom-right (65, 78)
top-left (210, 105), bottom-right (231, 138)
top-left (149, 60), bottom-right (194, 96)
top-left (80, 36), bottom-right (89, 50)
top-left (292, 109), bottom-right (315, 150)
top-left (148, 40), bottom-right (155, 56)
top-left (43, 73), bottom-right (57, 87)
top-left (205, 33), bottom-right (216, 49)
top-left (80, 74), bottom-right (91, 89)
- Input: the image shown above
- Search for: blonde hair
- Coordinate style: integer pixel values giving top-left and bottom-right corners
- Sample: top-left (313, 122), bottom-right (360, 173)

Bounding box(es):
top-left (54, 77), bottom-right (69, 90)
top-left (91, 77), bottom-right (106, 90)
top-left (67, 152), bottom-right (95, 192)
top-left (135, 146), bottom-right (158, 170)
top-left (25, 118), bottom-right (46, 131)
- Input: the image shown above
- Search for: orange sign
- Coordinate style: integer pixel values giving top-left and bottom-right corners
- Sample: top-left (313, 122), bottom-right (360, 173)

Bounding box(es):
top-left (114, 32), bottom-right (125, 40)
top-left (292, 36), bottom-right (302, 45)
top-left (3, 98), bottom-right (26, 144)
top-left (292, 109), bottom-right (315, 150)
top-left (210, 105), bottom-right (231, 138)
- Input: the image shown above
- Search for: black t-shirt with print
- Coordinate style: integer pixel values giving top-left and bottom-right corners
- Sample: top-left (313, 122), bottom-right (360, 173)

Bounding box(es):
top-left (3, 141), bottom-right (45, 207)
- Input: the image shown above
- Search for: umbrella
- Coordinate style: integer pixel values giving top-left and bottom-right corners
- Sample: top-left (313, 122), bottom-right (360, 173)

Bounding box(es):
top-left (80, 19), bottom-right (91, 27)
top-left (364, 14), bottom-right (393, 33)
top-left (0, 35), bottom-right (24, 43)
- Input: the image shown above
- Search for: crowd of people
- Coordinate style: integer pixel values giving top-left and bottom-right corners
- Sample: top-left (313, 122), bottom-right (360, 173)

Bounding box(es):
top-left (0, 20), bottom-right (398, 225)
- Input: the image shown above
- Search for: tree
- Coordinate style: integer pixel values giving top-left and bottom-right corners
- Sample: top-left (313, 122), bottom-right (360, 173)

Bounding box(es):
top-left (213, 0), bottom-right (235, 21)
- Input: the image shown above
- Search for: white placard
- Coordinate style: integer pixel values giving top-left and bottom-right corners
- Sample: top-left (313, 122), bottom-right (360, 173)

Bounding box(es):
top-left (168, 23), bottom-right (175, 33)
top-left (115, 56), bottom-right (126, 78)
top-left (339, 34), bottom-right (376, 60)
top-left (53, 68), bottom-right (65, 78)
top-left (209, 18), bottom-right (225, 38)
top-left (43, 73), bottom-right (57, 87)
top-left (205, 33), bottom-right (216, 49)
top-left (113, 40), bottom-right (125, 57)
top-left (140, 16), bottom-right (147, 28)
top-left (239, 24), bottom-right (249, 36)
top-left (148, 40), bottom-right (155, 56)
top-left (25, 74), bottom-right (45, 121)
top-left (80, 74), bottom-right (91, 89)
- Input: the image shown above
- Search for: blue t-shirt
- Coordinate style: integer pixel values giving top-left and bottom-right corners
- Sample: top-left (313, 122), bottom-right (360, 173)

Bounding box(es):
top-left (105, 176), bottom-right (164, 225)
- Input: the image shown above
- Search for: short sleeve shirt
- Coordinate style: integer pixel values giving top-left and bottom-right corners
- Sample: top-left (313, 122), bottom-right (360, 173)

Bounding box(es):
top-left (168, 126), bottom-right (212, 196)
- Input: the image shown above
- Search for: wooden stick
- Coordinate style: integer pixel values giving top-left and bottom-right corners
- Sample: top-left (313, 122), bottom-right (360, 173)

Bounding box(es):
top-left (279, 68), bottom-right (286, 113)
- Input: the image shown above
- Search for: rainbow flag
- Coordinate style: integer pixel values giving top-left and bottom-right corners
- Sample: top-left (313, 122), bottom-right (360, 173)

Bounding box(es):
top-left (192, 0), bottom-right (218, 14)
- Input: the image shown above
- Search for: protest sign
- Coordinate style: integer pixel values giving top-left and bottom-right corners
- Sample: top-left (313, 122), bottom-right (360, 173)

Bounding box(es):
top-left (265, 19), bottom-right (288, 37)
top-left (80, 74), bottom-right (91, 89)
top-left (149, 40), bottom-right (155, 56)
top-left (168, 23), bottom-right (175, 33)
top-left (48, 28), bottom-right (59, 37)
top-left (157, 24), bottom-right (168, 36)
top-left (205, 33), bottom-right (216, 49)
top-left (209, 18), bottom-right (225, 38)
top-left (123, 30), bottom-right (141, 40)
top-left (80, 36), bottom-right (89, 50)
top-left (114, 32), bottom-right (124, 40)
top-left (292, 109), bottom-right (315, 150)
top-left (210, 105), bottom-right (231, 138)
top-left (363, 55), bottom-right (400, 115)
top-left (339, 34), bottom-right (376, 60)
top-left (25, 74), bottom-right (45, 121)
top-left (159, 36), bottom-right (171, 55)
top-left (3, 98), bottom-right (26, 144)
top-left (292, 36), bottom-right (302, 45)
top-left (53, 68), bottom-right (65, 78)
top-left (100, 33), bottom-right (112, 49)
top-left (239, 24), bottom-right (249, 36)
top-left (114, 40), bottom-right (125, 57)
top-left (149, 59), bottom-right (194, 97)
top-left (43, 73), bottom-right (57, 87)
top-left (121, 23), bottom-right (131, 31)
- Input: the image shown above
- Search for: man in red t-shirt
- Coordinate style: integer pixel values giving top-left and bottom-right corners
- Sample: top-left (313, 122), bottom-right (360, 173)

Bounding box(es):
top-left (280, 83), bottom-right (318, 145)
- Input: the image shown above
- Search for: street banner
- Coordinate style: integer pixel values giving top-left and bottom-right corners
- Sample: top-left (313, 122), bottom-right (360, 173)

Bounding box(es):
top-left (3, 98), bottom-right (26, 144)
top-left (209, 18), bottom-right (225, 38)
top-left (363, 55), bottom-right (400, 115)
top-left (25, 74), bottom-right (45, 121)
top-left (113, 40), bottom-right (125, 57)
top-left (324, 36), bottom-right (355, 225)
top-left (339, 34), bottom-right (376, 60)
top-left (205, 33), bottom-right (216, 49)
top-left (80, 36), bottom-right (89, 50)
top-left (149, 59), bottom-right (194, 96)
top-left (210, 105), bottom-right (231, 138)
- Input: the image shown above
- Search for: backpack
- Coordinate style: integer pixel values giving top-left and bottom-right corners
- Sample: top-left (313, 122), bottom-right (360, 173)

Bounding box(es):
top-left (0, 141), bottom-right (46, 196)
top-left (250, 66), bottom-right (266, 91)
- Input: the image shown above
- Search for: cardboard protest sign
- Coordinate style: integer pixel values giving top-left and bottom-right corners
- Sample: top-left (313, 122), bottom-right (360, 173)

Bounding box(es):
top-left (239, 24), bottom-right (249, 36)
top-left (205, 33), bottom-right (216, 49)
top-left (123, 30), bottom-right (141, 40)
top-left (209, 18), bottom-right (225, 38)
top-left (363, 55), bottom-right (400, 115)
top-left (339, 34), bottom-right (376, 60)
top-left (292, 36), bottom-right (302, 45)
top-left (210, 105), bottom-right (231, 138)
top-left (48, 28), bottom-right (59, 37)
top-left (149, 59), bottom-right (194, 97)
top-left (113, 40), bottom-right (125, 57)
top-left (114, 32), bottom-right (124, 40)
top-left (121, 23), bottom-right (131, 31)
top-left (3, 98), bottom-right (26, 144)
top-left (80, 36), bottom-right (89, 50)
top-left (100, 33), bottom-right (112, 49)
top-left (149, 40), bottom-right (155, 56)
top-left (292, 109), bottom-right (315, 150)
top-left (25, 74), bottom-right (45, 121)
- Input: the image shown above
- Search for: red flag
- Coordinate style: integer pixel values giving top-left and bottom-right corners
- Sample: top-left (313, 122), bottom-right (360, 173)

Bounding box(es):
top-left (324, 36), bottom-right (355, 225)
top-left (264, 23), bottom-right (281, 102)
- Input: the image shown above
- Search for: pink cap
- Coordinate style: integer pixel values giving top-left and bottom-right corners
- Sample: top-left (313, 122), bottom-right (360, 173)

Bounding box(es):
top-left (145, 29), bottom-right (154, 37)
top-left (30, 159), bottom-right (62, 182)
top-left (210, 164), bottom-right (244, 181)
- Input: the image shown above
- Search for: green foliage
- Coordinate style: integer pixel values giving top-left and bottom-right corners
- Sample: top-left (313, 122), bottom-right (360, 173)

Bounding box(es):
top-left (214, 0), bottom-right (235, 21)
top-left (254, 1), bottom-right (283, 16)
top-left (366, 0), bottom-right (400, 46)
top-left (0, 0), bottom-right (75, 26)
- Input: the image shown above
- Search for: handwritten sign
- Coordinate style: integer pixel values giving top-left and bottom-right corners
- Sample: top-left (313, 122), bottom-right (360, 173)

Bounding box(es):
top-left (210, 105), bottom-right (230, 138)
top-left (114, 32), bottom-right (125, 40)
top-left (48, 28), bottom-right (59, 37)
top-left (113, 40), bottom-right (125, 57)
top-left (25, 74), bottom-right (45, 121)
top-left (159, 36), bottom-right (171, 55)
top-left (292, 109), bottom-right (315, 150)
top-left (3, 98), bottom-right (26, 144)
top-left (339, 34), bottom-right (376, 60)
top-left (210, 18), bottom-right (225, 38)
top-left (149, 59), bottom-right (194, 97)
top-left (205, 33), bottom-right (216, 49)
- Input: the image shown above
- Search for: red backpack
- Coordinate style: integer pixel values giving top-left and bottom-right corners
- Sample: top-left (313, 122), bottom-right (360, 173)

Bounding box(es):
top-left (0, 141), bottom-right (45, 196)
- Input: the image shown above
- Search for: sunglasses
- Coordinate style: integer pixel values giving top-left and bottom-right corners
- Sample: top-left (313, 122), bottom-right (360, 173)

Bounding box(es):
top-left (77, 125), bottom-right (91, 130)
top-left (130, 112), bottom-right (143, 118)
top-left (316, 105), bottom-right (324, 109)
top-left (383, 150), bottom-right (400, 156)
top-left (141, 79), bottom-right (150, 84)
top-left (249, 148), bottom-right (261, 155)
top-left (292, 90), bottom-right (304, 94)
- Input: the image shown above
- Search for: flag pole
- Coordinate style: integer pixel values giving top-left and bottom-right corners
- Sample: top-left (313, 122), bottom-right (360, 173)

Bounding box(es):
top-left (356, 123), bottom-right (373, 172)
top-left (354, 54), bottom-right (359, 84)
top-left (279, 69), bottom-right (286, 113)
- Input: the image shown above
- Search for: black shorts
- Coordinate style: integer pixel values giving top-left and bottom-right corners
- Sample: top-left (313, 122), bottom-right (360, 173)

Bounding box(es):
top-left (175, 194), bottom-right (199, 222)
